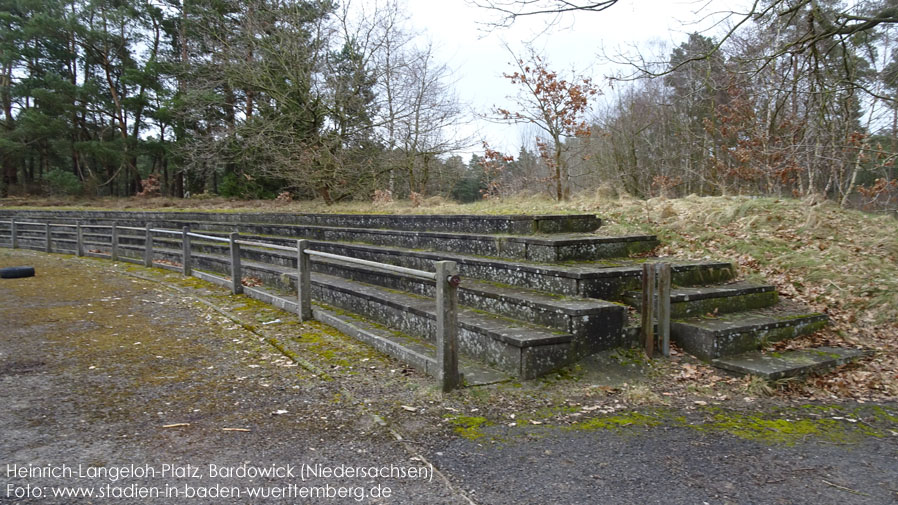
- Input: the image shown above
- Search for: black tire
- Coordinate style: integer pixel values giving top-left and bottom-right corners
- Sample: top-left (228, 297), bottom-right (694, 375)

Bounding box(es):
top-left (0, 266), bottom-right (35, 279)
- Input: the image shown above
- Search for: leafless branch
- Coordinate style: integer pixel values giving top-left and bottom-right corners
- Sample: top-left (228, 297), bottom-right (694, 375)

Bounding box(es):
top-left (469, 0), bottom-right (618, 28)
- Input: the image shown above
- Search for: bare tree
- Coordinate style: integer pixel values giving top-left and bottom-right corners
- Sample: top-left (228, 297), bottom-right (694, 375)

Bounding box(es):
top-left (367, 1), bottom-right (473, 197)
top-left (478, 0), bottom-right (898, 92)
top-left (495, 46), bottom-right (598, 200)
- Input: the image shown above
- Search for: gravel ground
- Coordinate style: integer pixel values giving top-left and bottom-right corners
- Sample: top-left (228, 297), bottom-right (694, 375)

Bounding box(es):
top-left (0, 250), bottom-right (465, 505)
top-left (2, 249), bottom-right (896, 504)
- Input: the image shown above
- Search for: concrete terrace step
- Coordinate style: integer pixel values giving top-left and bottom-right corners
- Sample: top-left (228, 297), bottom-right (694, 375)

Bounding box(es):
top-left (181, 222), bottom-right (657, 262)
top-left (190, 280), bottom-right (511, 386)
top-left (298, 241), bottom-right (735, 299)
top-left (622, 282), bottom-right (779, 318)
top-left (712, 347), bottom-right (870, 380)
top-left (311, 306), bottom-right (511, 386)
top-left (311, 273), bottom-right (577, 378)
top-left (0, 209), bottom-right (602, 234)
top-left (114, 232), bottom-right (734, 299)
top-left (105, 238), bottom-right (631, 351)
top-left (671, 302), bottom-right (829, 361)
top-left (312, 256), bottom-right (628, 349)
top-left (122, 243), bottom-right (581, 378)
top-left (9, 215), bottom-right (654, 262)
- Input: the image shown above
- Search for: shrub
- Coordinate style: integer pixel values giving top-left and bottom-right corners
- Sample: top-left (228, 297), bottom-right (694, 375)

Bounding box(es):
top-left (43, 169), bottom-right (82, 196)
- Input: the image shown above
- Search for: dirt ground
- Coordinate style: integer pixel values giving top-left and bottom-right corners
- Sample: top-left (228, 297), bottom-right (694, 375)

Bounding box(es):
top-left (2, 249), bottom-right (897, 504)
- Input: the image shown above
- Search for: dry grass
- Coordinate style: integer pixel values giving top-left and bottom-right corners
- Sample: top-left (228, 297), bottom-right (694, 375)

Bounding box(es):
top-left (589, 194), bottom-right (898, 401)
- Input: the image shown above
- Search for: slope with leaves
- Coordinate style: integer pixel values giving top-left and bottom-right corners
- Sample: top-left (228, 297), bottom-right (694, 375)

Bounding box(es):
top-left (583, 194), bottom-right (898, 401)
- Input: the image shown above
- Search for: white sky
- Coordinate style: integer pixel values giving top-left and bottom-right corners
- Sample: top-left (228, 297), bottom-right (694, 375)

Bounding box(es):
top-left (399, 0), bottom-right (746, 158)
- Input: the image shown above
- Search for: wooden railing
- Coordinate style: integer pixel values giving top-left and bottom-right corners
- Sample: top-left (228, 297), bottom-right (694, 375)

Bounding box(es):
top-left (0, 218), bottom-right (462, 391)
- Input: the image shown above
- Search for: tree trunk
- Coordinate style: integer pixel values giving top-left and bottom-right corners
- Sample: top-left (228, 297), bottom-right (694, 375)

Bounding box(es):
top-left (1, 62), bottom-right (16, 194)
top-left (554, 141), bottom-right (564, 201)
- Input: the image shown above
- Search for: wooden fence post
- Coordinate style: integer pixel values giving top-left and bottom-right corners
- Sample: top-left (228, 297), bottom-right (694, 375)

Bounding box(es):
top-left (45, 223), bottom-right (51, 253)
top-left (229, 232), bottom-right (243, 295)
top-left (10, 218), bottom-right (17, 249)
top-left (182, 226), bottom-right (192, 276)
top-left (435, 260), bottom-right (460, 392)
top-left (144, 224), bottom-right (153, 267)
top-left (76, 221), bottom-right (83, 257)
top-left (641, 262), bottom-right (656, 357)
top-left (111, 222), bottom-right (119, 261)
top-left (657, 262), bottom-right (672, 357)
top-left (296, 239), bottom-right (312, 321)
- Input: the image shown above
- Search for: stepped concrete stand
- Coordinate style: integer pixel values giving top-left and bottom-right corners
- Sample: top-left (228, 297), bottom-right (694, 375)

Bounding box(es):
top-left (0, 210), bottom-right (833, 380)
top-left (0, 210), bottom-right (602, 234)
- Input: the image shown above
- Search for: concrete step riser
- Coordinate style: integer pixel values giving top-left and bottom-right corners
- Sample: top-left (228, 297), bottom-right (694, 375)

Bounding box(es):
top-left (0, 210), bottom-right (602, 234)
top-left (672, 315), bottom-right (829, 361)
top-left (573, 265), bottom-right (738, 299)
top-left (626, 291), bottom-right (779, 318)
top-left (27, 220), bottom-right (649, 262)
top-left (531, 239), bottom-right (658, 262)
top-left (671, 291), bottom-right (778, 318)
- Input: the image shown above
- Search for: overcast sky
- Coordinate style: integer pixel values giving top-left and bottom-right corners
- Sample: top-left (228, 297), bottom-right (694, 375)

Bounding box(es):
top-left (396, 0), bottom-right (745, 158)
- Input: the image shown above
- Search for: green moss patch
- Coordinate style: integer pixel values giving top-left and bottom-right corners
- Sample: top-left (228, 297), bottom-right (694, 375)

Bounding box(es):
top-left (570, 411), bottom-right (663, 431)
top-left (447, 415), bottom-right (494, 440)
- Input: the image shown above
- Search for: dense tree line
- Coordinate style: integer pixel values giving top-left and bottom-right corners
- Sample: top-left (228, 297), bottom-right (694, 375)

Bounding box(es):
top-left (3, 0), bottom-right (897, 210)
top-left (0, 0), bottom-right (469, 200)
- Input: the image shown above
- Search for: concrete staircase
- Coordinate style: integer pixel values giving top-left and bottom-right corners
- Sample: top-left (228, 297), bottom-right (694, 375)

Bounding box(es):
top-left (0, 209), bottom-right (835, 379)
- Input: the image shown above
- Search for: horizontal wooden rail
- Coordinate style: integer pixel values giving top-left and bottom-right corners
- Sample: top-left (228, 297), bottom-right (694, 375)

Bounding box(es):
top-left (305, 249), bottom-right (437, 281)
top-left (148, 228), bottom-right (182, 236)
top-left (233, 239), bottom-right (298, 253)
top-left (185, 231), bottom-right (231, 243)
